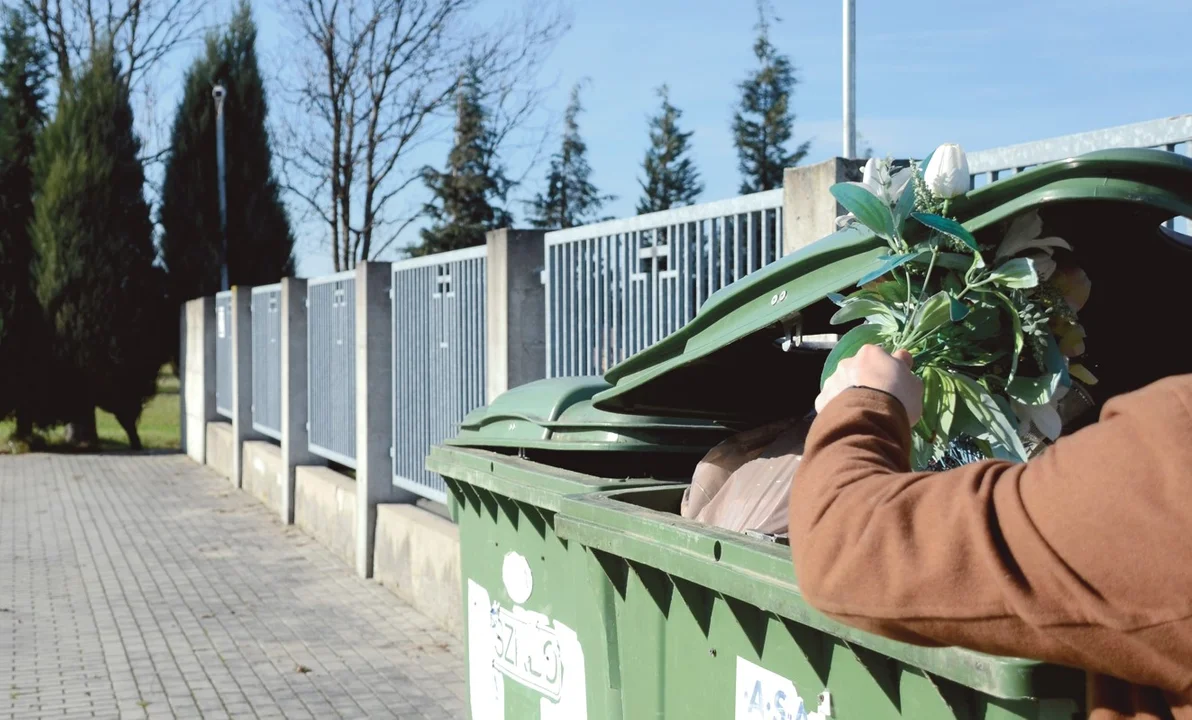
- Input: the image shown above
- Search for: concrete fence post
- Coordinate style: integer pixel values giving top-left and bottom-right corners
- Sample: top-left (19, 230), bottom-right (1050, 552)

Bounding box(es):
top-left (355, 261), bottom-right (413, 579)
top-left (181, 297), bottom-right (217, 463)
top-left (230, 286), bottom-right (259, 488)
top-left (486, 228), bottom-right (547, 403)
top-left (280, 278), bottom-right (319, 525)
top-left (782, 158), bottom-right (866, 256)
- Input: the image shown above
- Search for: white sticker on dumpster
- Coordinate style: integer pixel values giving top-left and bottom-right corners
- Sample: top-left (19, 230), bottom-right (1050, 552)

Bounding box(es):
top-left (735, 656), bottom-right (831, 720)
top-left (467, 579), bottom-right (587, 720)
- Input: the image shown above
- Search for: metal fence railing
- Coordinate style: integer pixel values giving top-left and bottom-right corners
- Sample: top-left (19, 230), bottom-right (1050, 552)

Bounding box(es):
top-left (307, 271), bottom-right (357, 467)
top-left (214, 291), bottom-right (233, 418)
top-left (968, 115), bottom-right (1192, 234)
top-left (543, 189), bottom-right (784, 377)
top-left (391, 246), bottom-right (487, 503)
top-left (250, 284), bottom-right (282, 440)
top-left (968, 115), bottom-right (1192, 187)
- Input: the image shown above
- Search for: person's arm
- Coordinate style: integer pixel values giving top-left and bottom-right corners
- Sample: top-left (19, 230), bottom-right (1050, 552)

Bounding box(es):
top-left (789, 347), bottom-right (1192, 692)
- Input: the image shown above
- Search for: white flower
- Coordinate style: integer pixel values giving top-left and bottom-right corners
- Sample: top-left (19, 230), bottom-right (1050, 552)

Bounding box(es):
top-left (1013, 384), bottom-right (1069, 442)
top-left (1025, 252), bottom-right (1057, 282)
top-left (835, 157), bottom-right (913, 228)
top-left (923, 143), bottom-right (971, 199)
top-left (995, 210), bottom-right (1072, 261)
top-left (861, 157), bottom-right (914, 206)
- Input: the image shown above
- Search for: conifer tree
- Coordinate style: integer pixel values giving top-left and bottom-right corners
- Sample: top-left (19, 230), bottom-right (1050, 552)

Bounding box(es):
top-left (527, 83), bottom-right (613, 229)
top-left (416, 66), bottom-right (513, 256)
top-left (160, 0), bottom-right (294, 303)
top-left (0, 7), bottom-right (50, 440)
top-left (32, 42), bottom-right (164, 448)
top-left (637, 84), bottom-right (702, 214)
top-left (732, 3), bottom-right (809, 193)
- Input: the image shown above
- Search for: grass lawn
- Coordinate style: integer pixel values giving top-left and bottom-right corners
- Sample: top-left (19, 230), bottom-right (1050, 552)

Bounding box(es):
top-left (0, 368), bottom-right (180, 453)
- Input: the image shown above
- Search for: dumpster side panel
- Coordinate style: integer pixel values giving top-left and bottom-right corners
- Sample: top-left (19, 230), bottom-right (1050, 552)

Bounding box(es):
top-left (449, 477), bottom-right (622, 720)
top-left (608, 554), bottom-right (1081, 720)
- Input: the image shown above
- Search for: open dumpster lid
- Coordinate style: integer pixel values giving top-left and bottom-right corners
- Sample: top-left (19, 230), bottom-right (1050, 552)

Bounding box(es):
top-left (448, 376), bottom-right (731, 452)
top-left (593, 148), bottom-right (1192, 425)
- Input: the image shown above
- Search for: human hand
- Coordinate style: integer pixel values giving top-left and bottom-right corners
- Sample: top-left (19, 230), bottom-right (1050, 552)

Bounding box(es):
top-left (816, 345), bottom-right (924, 424)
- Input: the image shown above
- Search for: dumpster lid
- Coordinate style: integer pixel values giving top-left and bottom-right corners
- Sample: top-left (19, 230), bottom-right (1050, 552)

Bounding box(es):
top-left (593, 148), bottom-right (1192, 424)
top-left (448, 376), bottom-right (730, 451)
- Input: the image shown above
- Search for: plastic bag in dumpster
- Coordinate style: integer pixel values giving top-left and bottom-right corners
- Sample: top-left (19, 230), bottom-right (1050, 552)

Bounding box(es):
top-left (682, 414), bottom-right (813, 536)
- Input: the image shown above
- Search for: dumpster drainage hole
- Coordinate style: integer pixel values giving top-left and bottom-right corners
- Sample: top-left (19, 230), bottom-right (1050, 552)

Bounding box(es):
top-left (713, 541), bottom-right (722, 561)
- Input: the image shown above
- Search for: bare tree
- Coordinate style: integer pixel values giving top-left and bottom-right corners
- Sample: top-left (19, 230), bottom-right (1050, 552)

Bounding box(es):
top-left (278, 0), bottom-right (566, 271)
top-left (22, 0), bottom-right (204, 88)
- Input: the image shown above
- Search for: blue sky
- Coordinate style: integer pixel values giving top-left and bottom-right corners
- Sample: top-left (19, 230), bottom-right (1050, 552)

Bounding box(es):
top-left (171, 0), bottom-right (1192, 277)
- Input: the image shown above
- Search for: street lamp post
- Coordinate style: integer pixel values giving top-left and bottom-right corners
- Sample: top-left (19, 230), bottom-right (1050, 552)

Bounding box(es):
top-left (213, 85), bottom-right (229, 292)
top-left (842, 0), bottom-right (856, 159)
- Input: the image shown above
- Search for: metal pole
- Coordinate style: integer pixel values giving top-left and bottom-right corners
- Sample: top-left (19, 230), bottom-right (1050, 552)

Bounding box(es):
top-left (213, 85), bottom-right (229, 292)
top-left (842, 0), bottom-right (856, 159)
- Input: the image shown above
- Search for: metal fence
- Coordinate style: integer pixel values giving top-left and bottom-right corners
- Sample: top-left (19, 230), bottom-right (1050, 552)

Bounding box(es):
top-left (543, 189), bottom-right (784, 377)
top-left (969, 115), bottom-right (1192, 235)
top-left (391, 246), bottom-right (487, 503)
top-left (251, 284), bottom-right (282, 440)
top-left (214, 291), bottom-right (233, 417)
top-left (307, 271), bottom-right (357, 467)
top-left (968, 115), bottom-right (1192, 187)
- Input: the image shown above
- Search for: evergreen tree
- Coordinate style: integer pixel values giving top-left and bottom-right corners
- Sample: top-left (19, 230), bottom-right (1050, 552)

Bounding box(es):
top-left (637, 85), bottom-right (703, 214)
top-left (527, 83), bottom-right (613, 229)
top-left (31, 42), bottom-right (164, 448)
top-left (732, 3), bottom-right (809, 193)
top-left (159, 0), bottom-right (294, 306)
top-left (415, 65), bottom-right (513, 256)
top-left (0, 8), bottom-right (50, 440)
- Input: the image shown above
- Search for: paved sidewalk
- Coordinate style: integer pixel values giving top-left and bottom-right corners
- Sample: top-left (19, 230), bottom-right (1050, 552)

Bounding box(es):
top-left (0, 453), bottom-right (466, 719)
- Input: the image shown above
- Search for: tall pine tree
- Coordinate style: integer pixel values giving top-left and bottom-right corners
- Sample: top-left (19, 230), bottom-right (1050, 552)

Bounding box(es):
top-left (159, 0), bottom-right (294, 305)
top-left (732, 3), bottom-right (809, 193)
top-left (527, 83), bottom-right (613, 229)
top-left (415, 65), bottom-right (513, 256)
top-left (32, 42), bottom-right (164, 448)
top-left (0, 8), bottom-right (50, 440)
top-left (637, 84), bottom-right (702, 214)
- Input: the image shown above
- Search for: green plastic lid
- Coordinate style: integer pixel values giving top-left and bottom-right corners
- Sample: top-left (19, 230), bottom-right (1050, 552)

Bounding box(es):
top-left (593, 148), bottom-right (1192, 424)
top-left (448, 376), bottom-right (731, 452)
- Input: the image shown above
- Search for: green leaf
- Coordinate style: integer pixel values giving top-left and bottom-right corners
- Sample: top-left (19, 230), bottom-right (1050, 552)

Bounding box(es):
top-left (893, 178), bottom-right (917, 230)
top-left (911, 429), bottom-right (935, 471)
top-left (949, 295), bottom-right (970, 321)
top-left (830, 299), bottom-right (899, 329)
top-left (920, 367), bottom-right (958, 444)
top-left (827, 292), bottom-right (847, 306)
top-left (962, 302), bottom-right (1002, 342)
top-left (948, 350), bottom-right (1008, 367)
top-left (911, 212), bottom-right (979, 251)
top-left (942, 271), bottom-right (965, 295)
top-left (989, 291), bottom-right (1024, 380)
top-left (871, 278), bottom-right (909, 305)
top-left (908, 291), bottom-right (954, 339)
top-left (830, 183), bottom-right (896, 240)
top-left (951, 372), bottom-right (1029, 462)
top-left (911, 252), bottom-right (972, 271)
top-left (856, 251), bottom-right (926, 288)
top-left (820, 324), bottom-right (887, 389)
top-left (1005, 334), bottom-right (1066, 405)
top-left (986, 257), bottom-right (1039, 289)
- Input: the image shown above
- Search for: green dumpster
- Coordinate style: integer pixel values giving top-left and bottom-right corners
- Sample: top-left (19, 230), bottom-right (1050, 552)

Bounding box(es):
top-left (554, 148), bottom-right (1192, 720)
top-left (556, 485), bottom-right (1085, 719)
top-left (426, 376), bottom-right (730, 720)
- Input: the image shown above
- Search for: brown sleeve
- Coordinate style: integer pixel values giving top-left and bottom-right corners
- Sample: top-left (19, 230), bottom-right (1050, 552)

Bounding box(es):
top-left (788, 377), bottom-right (1192, 692)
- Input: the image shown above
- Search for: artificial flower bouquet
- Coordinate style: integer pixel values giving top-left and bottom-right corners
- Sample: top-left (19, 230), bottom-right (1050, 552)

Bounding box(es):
top-left (826, 144), bottom-right (1096, 468)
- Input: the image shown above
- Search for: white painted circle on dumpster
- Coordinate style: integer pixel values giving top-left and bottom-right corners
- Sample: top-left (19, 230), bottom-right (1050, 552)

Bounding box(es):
top-left (502, 552), bottom-right (533, 604)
